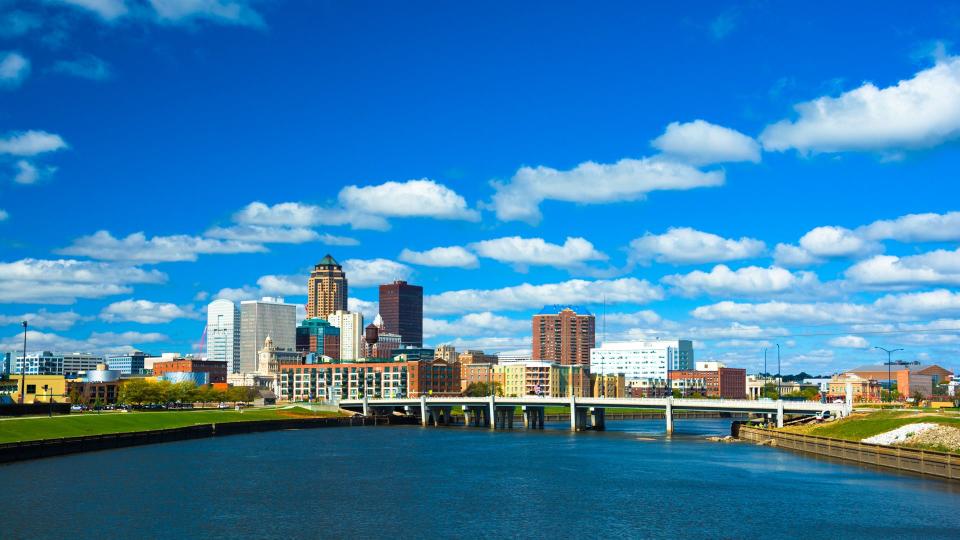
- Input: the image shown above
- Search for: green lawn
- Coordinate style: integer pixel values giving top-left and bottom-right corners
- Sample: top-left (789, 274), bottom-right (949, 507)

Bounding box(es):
top-left (0, 407), bottom-right (345, 444)
top-left (785, 411), bottom-right (960, 441)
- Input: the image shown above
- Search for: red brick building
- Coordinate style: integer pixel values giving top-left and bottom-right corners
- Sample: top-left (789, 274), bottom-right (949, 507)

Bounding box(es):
top-left (152, 359), bottom-right (227, 384)
top-left (532, 305), bottom-right (595, 366)
top-left (669, 367), bottom-right (746, 399)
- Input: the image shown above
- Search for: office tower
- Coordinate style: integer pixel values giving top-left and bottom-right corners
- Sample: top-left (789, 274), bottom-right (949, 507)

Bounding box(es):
top-left (207, 299), bottom-right (241, 374)
top-left (239, 297), bottom-right (297, 373)
top-left (532, 305), bottom-right (595, 366)
top-left (378, 280), bottom-right (423, 347)
top-left (328, 310), bottom-right (364, 361)
top-left (306, 254), bottom-right (348, 319)
top-left (296, 318), bottom-right (341, 360)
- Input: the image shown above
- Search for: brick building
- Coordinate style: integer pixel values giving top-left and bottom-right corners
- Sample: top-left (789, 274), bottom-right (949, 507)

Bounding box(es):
top-left (532, 305), bottom-right (595, 366)
top-left (669, 367), bottom-right (746, 398)
top-left (379, 280), bottom-right (423, 348)
top-left (296, 318), bottom-right (341, 360)
top-left (151, 359), bottom-right (227, 384)
top-left (278, 359), bottom-right (459, 400)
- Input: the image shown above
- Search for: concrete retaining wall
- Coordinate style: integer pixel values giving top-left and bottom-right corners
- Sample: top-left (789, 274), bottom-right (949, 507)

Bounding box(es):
top-left (736, 424), bottom-right (959, 481)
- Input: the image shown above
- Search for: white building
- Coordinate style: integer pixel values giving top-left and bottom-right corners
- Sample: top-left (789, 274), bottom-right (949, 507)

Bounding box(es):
top-left (329, 310), bottom-right (364, 361)
top-left (207, 299), bottom-right (241, 374)
top-left (589, 340), bottom-right (694, 384)
top-left (15, 352), bottom-right (103, 378)
top-left (696, 361), bottom-right (725, 371)
top-left (239, 297), bottom-right (297, 374)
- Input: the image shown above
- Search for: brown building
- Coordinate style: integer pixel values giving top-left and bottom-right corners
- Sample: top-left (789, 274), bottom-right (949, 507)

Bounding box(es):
top-left (591, 373), bottom-right (626, 398)
top-left (532, 305), bottom-right (595, 366)
top-left (278, 359), bottom-right (459, 400)
top-left (848, 362), bottom-right (953, 387)
top-left (458, 350), bottom-right (499, 364)
top-left (669, 367), bottom-right (746, 399)
top-left (296, 318), bottom-right (341, 360)
top-left (152, 359), bottom-right (227, 384)
top-left (306, 254), bottom-right (348, 319)
top-left (68, 380), bottom-right (120, 405)
top-left (379, 280), bottom-right (423, 347)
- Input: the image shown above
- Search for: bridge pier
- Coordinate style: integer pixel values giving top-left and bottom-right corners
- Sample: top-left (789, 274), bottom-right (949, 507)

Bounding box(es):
top-left (522, 406), bottom-right (544, 429)
top-left (420, 395), bottom-right (428, 427)
top-left (776, 400), bottom-right (784, 428)
top-left (362, 396), bottom-right (369, 416)
top-left (488, 396), bottom-right (496, 430)
top-left (493, 407), bottom-right (514, 429)
top-left (590, 407), bottom-right (606, 431)
top-left (665, 397), bottom-right (673, 435)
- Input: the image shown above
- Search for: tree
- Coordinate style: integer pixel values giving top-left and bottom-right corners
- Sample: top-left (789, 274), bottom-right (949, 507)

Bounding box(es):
top-left (760, 383), bottom-right (779, 400)
top-left (912, 390), bottom-right (926, 406)
top-left (168, 381), bottom-right (197, 406)
top-left (464, 382), bottom-right (503, 397)
top-left (119, 378), bottom-right (152, 405)
top-left (226, 386), bottom-right (257, 403)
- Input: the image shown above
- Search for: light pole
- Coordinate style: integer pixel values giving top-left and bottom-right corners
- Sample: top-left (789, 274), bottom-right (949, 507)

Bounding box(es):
top-left (775, 343), bottom-right (781, 397)
top-left (763, 347), bottom-right (767, 378)
top-left (19, 321), bottom-right (27, 405)
top-left (874, 346), bottom-right (903, 404)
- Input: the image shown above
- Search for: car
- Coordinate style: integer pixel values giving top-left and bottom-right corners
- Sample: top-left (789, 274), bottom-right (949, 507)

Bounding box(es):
top-left (70, 405), bottom-right (83, 412)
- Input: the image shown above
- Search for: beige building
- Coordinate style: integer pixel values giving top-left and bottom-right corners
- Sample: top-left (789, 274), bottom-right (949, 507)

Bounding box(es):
top-left (435, 345), bottom-right (457, 363)
top-left (458, 350), bottom-right (498, 364)
top-left (306, 254), bottom-right (348, 319)
top-left (493, 361), bottom-right (589, 398)
top-left (592, 373), bottom-right (626, 398)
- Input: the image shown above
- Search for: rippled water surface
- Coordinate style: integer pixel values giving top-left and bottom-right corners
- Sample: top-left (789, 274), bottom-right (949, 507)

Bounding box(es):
top-left (2, 419), bottom-right (958, 539)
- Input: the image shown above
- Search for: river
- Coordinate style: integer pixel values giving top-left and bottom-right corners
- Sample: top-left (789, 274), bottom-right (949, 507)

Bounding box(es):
top-left (2, 419), bottom-right (958, 539)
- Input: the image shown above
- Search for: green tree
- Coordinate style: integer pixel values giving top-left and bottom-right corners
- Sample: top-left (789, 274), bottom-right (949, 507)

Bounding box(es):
top-left (464, 382), bottom-right (503, 397)
top-left (760, 383), bottom-right (779, 400)
top-left (168, 381), bottom-right (197, 406)
top-left (226, 386), bottom-right (257, 403)
top-left (119, 378), bottom-right (151, 405)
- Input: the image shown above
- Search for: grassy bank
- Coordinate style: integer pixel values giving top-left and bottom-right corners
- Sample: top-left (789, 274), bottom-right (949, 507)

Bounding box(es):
top-left (0, 407), bottom-right (345, 444)
top-left (783, 411), bottom-right (960, 442)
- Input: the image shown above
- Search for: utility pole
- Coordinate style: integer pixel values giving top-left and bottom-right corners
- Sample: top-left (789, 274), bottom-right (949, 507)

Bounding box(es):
top-left (874, 346), bottom-right (903, 403)
top-left (775, 343), bottom-right (781, 397)
top-left (19, 321), bottom-right (27, 405)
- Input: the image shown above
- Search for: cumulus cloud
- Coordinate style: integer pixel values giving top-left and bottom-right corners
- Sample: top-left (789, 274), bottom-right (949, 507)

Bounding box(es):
top-left (873, 289), bottom-right (960, 317)
top-left (235, 179), bottom-right (478, 231)
top-left (0, 329), bottom-right (167, 356)
top-left (214, 273), bottom-right (306, 303)
top-left (0, 51), bottom-right (30, 89)
top-left (845, 249), bottom-right (960, 287)
top-left (205, 224), bottom-right (357, 246)
top-left (424, 312), bottom-right (522, 338)
top-left (342, 258), bottom-right (412, 287)
top-left (425, 277), bottom-right (663, 315)
top-left (761, 56), bottom-right (960, 154)
top-left (775, 226), bottom-right (882, 267)
top-left (0, 258), bottom-right (166, 304)
top-left (58, 230), bottom-right (267, 263)
top-left (0, 209), bottom-right (8, 221)
top-left (629, 227), bottom-right (765, 265)
top-left (348, 298), bottom-right (378, 321)
top-left (663, 265), bottom-right (825, 298)
top-left (651, 120), bottom-right (760, 165)
top-left (0, 310), bottom-right (86, 330)
top-left (469, 236), bottom-right (607, 269)
top-left (859, 211), bottom-right (960, 242)
top-left (828, 335), bottom-right (869, 349)
top-left (489, 156), bottom-right (724, 224)
top-left (149, 0), bottom-right (265, 27)
top-left (51, 0), bottom-right (130, 20)
top-left (50, 54), bottom-right (112, 80)
top-left (100, 299), bottom-right (199, 324)
top-left (399, 246), bottom-right (479, 268)
top-left (0, 130), bottom-right (68, 156)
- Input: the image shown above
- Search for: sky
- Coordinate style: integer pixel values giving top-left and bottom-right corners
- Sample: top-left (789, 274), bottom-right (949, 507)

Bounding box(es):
top-left (1, 0), bottom-right (959, 375)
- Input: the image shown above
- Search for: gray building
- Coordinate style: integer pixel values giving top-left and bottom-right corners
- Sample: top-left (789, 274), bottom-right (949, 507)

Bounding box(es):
top-left (239, 297), bottom-right (297, 374)
top-left (15, 351), bottom-right (103, 378)
top-left (207, 299), bottom-right (241, 374)
top-left (106, 351), bottom-right (149, 375)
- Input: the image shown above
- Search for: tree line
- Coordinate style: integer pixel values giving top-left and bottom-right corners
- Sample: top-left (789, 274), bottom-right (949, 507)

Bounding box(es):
top-left (116, 379), bottom-right (259, 406)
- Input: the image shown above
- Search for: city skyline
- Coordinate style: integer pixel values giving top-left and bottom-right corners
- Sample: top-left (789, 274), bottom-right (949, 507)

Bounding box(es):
top-left (2, 2), bottom-right (960, 374)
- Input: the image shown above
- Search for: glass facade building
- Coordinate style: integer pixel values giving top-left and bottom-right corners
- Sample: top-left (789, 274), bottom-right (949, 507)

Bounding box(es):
top-left (207, 299), bottom-right (241, 374)
top-left (239, 297), bottom-right (297, 374)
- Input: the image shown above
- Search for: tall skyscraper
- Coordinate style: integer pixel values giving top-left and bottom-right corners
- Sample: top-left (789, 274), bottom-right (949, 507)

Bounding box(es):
top-left (328, 310), bottom-right (364, 361)
top-left (207, 299), bottom-right (241, 374)
top-left (306, 254), bottom-right (348, 319)
top-left (532, 305), bottom-right (596, 366)
top-left (239, 297), bottom-right (297, 373)
top-left (378, 280), bottom-right (423, 347)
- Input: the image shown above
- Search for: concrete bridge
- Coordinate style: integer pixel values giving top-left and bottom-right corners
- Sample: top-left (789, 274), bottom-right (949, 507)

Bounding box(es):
top-left (339, 395), bottom-right (851, 433)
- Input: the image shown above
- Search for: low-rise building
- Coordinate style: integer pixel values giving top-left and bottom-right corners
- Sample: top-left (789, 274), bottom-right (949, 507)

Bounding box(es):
top-left (106, 351), bottom-right (150, 375)
top-left (68, 364), bottom-right (121, 405)
top-left (15, 352), bottom-right (104, 378)
top-left (458, 350), bottom-right (499, 365)
top-left (7, 374), bottom-right (68, 404)
top-left (493, 361), bottom-right (589, 398)
top-left (828, 373), bottom-right (881, 402)
top-left (152, 359), bottom-right (227, 383)
top-left (460, 362), bottom-right (503, 393)
top-left (848, 362), bottom-right (953, 386)
top-left (591, 373), bottom-right (626, 398)
top-left (278, 359), bottom-right (460, 401)
top-left (669, 367), bottom-right (746, 398)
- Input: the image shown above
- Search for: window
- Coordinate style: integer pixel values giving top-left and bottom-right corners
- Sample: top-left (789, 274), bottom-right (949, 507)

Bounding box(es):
top-left (26, 384), bottom-right (36, 394)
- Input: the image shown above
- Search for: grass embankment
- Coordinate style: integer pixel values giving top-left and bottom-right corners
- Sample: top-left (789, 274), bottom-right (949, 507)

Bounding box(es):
top-left (0, 407), bottom-right (345, 444)
top-left (782, 411), bottom-right (960, 442)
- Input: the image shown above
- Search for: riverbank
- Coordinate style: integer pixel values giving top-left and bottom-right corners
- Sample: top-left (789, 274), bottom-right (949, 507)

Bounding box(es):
top-left (781, 410), bottom-right (960, 454)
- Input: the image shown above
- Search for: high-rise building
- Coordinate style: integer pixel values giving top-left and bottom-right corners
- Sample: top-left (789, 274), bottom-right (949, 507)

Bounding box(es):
top-left (239, 297), bottom-right (297, 374)
top-left (328, 310), bottom-right (364, 361)
top-left (532, 305), bottom-right (595, 366)
top-left (296, 318), bottom-right (341, 360)
top-left (207, 299), bottom-right (241, 374)
top-left (589, 340), bottom-right (694, 396)
top-left (435, 345), bottom-right (457, 363)
top-left (378, 280), bottom-right (423, 347)
top-left (306, 254), bottom-right (348, 319)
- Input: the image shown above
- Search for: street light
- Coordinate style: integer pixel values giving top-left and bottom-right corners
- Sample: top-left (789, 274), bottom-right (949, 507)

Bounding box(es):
top-left (19, 321), bottom-right (27, 405)
top-left (874, 346), bottom-right (904, 404)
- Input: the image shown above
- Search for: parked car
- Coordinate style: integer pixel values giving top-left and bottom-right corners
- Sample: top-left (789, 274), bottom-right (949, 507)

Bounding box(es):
top-left (70, 405), bottom-right (83, 412)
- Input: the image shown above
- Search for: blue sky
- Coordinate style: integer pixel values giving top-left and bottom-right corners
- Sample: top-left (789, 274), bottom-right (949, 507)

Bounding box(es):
top-left (1, 1), bottom-right (959, 375)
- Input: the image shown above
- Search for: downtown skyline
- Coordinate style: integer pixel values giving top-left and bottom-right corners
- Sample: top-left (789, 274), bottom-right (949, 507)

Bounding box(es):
top-left (1, 2), bottom-right (960, 374)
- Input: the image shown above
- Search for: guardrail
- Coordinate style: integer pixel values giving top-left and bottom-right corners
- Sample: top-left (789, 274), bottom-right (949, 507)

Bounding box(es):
top-left (737, 425), bottom-right (959, 481)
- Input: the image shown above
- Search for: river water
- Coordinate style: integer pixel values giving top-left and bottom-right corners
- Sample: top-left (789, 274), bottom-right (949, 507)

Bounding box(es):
top-left (2, 419), bottom-right (958, 539)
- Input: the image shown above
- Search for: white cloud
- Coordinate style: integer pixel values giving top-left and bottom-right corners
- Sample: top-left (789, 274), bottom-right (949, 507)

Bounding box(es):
top-left (50, 54), bottom-right (112, 80)
top-left (629, 227), bottom-right (765, 265)
top-left (663, 265), bottom-right (824, 298)
top-left (149, 0), bottom-right (264, 27)
top-left (775, 225), bottom-right (882, 267)
top-left (489, 156), bottom-right (724, 224)
top-left (58, 230), bottom-right (267, 263)
top-left (342, 258), bottom-right (412, 287)
top-left (348, 298), bottom-right (378, 321)
top-left (51, 0), bottom-right (130, 20)
top-left (845, 249), bottom-right (960, 287)
top-left (255, 274), bottom-right (304, 297)
top-left (13, 160), bottom-right (56, 184)
top-left (0, 51), bottom-right (30, 88)
top-left (0, 130), bottom-right (68, 156)
top-left (859, 211), bottom-right (960, 242)
top-left (100, 299), bottom-right (199, 324)
top-left (0, 310), bottom-right (85, 330)
top-left (873, 289), bottom-right (960, 317)
top-left (0, 209), bottom-right (8, 221)
top-left (761, 56), bottom-right (960, 153)
top-left (424, 312), bottom-right (522, 338)
top-left (0, 329), bottom-right (168, 356)
top-left (651, 120), bottom-right (760, 165)
top-left (603, 310), bottom-right (663, 328)
top-left (425, 277), bottom-right (663, 315)
top-left (0, 258), bottom-right (166, 304)
top-left (234, 179), bottom-right (478, 231)
top-left (399, 246), bottom-right (478, 268)
top-left (469, 236), bottom-right (606, 268)
top-left (204, 224), bottom-right (357, 245)
top-left (828, 335), bottom-right (869, 349)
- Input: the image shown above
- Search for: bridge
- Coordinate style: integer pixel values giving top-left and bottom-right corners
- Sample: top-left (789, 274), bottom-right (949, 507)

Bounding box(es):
top-left (338, 395), bottom-right (851, 432)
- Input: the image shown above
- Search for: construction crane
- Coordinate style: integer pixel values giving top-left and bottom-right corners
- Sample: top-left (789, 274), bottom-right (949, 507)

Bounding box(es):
top-left (195, 324), bottom-right (207, 358)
